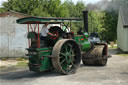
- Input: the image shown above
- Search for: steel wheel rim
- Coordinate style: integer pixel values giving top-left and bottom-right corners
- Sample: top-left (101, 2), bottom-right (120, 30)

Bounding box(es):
top-left (52, 39), bottom-right (81, 74)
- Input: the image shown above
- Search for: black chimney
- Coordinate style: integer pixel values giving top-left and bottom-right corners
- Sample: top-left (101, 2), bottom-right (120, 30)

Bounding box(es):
top-left (82, 11), bottom-right (88, 32)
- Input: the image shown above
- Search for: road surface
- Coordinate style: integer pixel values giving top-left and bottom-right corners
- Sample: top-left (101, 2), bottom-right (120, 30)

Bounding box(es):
top-left (0, 49), bottom-right (128, 85)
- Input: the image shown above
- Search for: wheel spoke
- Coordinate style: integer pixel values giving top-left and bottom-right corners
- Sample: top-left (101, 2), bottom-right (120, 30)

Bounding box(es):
top-left (68, 43), bottom-right (72, 53)
top-left (69, 48), bottom-right (72, 54)
top-left (71, 49), bottom-right (75, 56)
top-left (66, 64), bottom-right (71, 72)
top-left (67, 43), bottom-right (72, 48)
top-left (61, 59), bottom-right (66, 64)
top-left (60, 52), bottom-right (65, 56)
top-left (70, 61), bottom-right (75, 67)
top-left (71, 51), bottom-right (76, 61)
top-left (71, 54), bottom-right (76, 57)
top-left (65, 45), bottom-right (68, 52)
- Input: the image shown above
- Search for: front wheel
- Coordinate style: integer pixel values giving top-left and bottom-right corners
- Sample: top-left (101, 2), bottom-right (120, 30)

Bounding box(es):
top-left (51, 39), bottom-right (81, 74)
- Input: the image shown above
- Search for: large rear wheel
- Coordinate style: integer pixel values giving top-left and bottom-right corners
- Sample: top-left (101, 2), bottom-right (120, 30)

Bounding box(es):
top-left (52, 39), bottom-right (81, 74)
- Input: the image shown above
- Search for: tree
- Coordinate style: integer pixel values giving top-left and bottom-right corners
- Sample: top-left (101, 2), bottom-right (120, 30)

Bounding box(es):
top-left (62, 0), bottom-right (86, 33)
top-left (88, 11), bottom-right (104, 34)
top-left (101, 11), bottom-right (118, 42)
top-left (0, 8), bottom-right (6, 12)
top-left (62, 0), bottom-right (76, 17)
top-left (2, 0), bottom-right (69, 17)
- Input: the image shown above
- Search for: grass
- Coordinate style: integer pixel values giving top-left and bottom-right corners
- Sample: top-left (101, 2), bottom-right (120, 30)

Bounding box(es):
top-left (116, 54), bottom-right (128, 57)
top-left (16, 61), bottom-right (28, 67)
top-left (0, 66), bottom-right (7, 70)
top-left (0, 57), bottom-right (28, 73)
top-left (0, 61), bottom-right (28, 72)
top-left (108, 45), bottom-right (117, 49)
top-left (0, 57), bottom-right (28, 61)
top-left (0, 59), bottom-right (28, 71)
top-left (16, 57), bottom-right (28, 61)
top-left (0, 57), bottom-right (9, 61)
top-left (0, 61), bottom-right (28, 69)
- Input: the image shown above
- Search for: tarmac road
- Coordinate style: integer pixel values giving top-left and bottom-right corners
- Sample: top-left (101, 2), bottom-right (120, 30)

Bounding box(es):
top-left (0, 49), bottom-right (128, 85)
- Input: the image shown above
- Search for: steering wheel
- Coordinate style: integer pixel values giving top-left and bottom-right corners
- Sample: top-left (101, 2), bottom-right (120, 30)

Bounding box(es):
top-left (50, 31), bottom-right (59, 40)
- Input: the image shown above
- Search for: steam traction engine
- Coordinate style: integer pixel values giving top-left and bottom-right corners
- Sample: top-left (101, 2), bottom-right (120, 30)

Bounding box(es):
top-left (16, 11), bottom-right (111, 74)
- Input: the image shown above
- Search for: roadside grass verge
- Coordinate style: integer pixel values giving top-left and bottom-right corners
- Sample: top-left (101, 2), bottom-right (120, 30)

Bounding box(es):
top-left (108, 44), bottom-right (117, 49)
top-left (0, 58), bottom-right (28, 72)
top-left (0, 61), bottom-right (28, 69)
top-left (116, 54), bottom-right (128, 57)
top-left (16, 61), bottom-right (28, 67)
top-left (0, 57), bottom-right (28, 61)
top-left (0, 66), bottom-right (7, 70)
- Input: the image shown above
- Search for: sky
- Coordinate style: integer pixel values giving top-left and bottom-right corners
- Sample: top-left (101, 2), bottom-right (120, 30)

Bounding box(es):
top-left (0, 0), bottom-right (102, 7)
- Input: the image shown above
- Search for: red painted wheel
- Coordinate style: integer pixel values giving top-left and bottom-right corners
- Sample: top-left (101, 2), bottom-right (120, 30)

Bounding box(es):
top-left (50, 31), bottom-right (59, 40)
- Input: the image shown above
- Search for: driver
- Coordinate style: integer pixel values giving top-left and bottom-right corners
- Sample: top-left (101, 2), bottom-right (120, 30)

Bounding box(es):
top-left (40, 22), bottom-right (56, 46)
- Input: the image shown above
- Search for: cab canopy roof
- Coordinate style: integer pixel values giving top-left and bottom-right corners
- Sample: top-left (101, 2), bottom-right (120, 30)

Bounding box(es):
top-left (16, 17), bottom-right (83, 24)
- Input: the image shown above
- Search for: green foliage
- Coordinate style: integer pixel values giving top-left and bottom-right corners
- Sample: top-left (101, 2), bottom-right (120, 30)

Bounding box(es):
top-left (16, 57), bottom-right (27, 61)
top-left (63, 1), bottom-right (76, 17)
top-left (62, 0), bottom-right (85, 32)
top-left (88, 10), bottom-right (118, 42)
top-left (88, 11), bottom-right (106, 40)
top-left (16, 61), bottom-right (27, 67)
top-left (2, 0), bottom-right (70, 17)
top-left (101, 11), bottom-right (118, 41)
top-left (0, 8), bottom-right (6, 12)
top-left (0, 57), bottom-right (9, 61)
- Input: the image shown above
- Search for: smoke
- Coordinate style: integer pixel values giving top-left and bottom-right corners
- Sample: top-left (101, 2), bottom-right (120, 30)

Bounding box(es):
top-left (86, 0), bottom-right (111, 11)
top-left (106, 0), bottom-right (128, 12)
top-left (87, 0), bottom-right (128, 13)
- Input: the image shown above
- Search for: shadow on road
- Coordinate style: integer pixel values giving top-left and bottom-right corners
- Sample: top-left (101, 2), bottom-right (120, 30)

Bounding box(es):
top-left (0, 69), bottom-right (61, 80)
top-left (80, 64), bottom-right (107, 67)
top-left (120, 72), bottom-right (128, 75)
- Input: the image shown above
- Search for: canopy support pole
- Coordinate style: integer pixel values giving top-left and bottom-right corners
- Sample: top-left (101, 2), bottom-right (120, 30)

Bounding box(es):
top-left (27, 24), bottom-right (30, 48)
top-left (37, 23), bottom-right (40, 48)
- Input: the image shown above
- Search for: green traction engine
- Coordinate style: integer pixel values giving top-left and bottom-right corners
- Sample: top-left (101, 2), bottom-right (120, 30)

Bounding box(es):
top-left (16, 11), bottom-right (111, 74)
